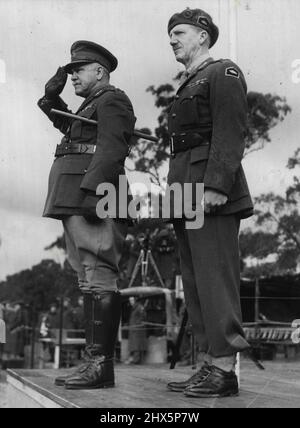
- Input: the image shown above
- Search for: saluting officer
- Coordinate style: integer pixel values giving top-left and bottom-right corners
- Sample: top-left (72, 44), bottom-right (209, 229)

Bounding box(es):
top-left (166, 9), bottom-right (253, 398)
top-left (38, 41), bottom-right (136, 390)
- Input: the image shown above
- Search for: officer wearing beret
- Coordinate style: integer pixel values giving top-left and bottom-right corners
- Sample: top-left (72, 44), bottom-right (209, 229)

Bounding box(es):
top-left (38, 41), bottom-right (136, 390)
top-left (166, 9), bottom-right (253, 398)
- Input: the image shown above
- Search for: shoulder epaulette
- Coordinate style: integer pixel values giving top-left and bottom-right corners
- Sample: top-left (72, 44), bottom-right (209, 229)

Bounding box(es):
top-left (93, 86), bottom-right (117, 99)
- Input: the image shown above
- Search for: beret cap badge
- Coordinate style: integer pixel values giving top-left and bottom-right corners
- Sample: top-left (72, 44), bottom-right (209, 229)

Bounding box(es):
top-left (183, 8), bottom-right (193, 18)
top-left (197, 16), bottom-right (210, 28)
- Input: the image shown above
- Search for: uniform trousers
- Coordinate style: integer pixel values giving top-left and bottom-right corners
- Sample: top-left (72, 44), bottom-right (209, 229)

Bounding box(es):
top-left (173, 215), bottom-right (249, 364)
top-left (63, 216), bottom-right (127, 294)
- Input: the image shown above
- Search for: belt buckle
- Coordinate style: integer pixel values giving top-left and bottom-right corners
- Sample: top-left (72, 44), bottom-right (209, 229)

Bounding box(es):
top-left (79, 144), bottom-right (86, 154)
top-left (79, 144), bottom-right (96, 154)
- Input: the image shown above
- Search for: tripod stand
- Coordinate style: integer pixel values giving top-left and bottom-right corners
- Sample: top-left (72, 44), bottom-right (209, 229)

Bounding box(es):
top-left (128, 247), bottom-right (165, 288)
top-left (127, 238), bottom-right (195, 369)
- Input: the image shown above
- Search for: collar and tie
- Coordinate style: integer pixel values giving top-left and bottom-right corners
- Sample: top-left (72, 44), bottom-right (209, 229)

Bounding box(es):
top-left (178, 57), bottom-right (214, 89)
top-left (179, 70), bottom-right (190, 85)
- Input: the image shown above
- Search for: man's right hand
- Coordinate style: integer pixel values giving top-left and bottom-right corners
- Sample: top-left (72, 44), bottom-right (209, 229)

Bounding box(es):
top-left (45, 67), bottom-right (68, 99)
top-left (204, 189), bottom-right (228, 214)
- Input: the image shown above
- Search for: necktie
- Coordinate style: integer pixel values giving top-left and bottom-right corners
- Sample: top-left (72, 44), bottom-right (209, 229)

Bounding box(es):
top-left (179, 71), bottom-right (190, 85)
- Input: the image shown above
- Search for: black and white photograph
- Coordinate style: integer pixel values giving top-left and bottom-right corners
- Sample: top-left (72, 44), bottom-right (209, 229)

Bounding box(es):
top-left (0, 0), bottom-right (300, 410)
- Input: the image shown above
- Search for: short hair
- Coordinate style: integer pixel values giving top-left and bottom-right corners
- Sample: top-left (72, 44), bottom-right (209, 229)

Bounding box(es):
top-left (101, 65), bottom-right (110, 81)
top-left (93, 62), bottom-right (110, 81)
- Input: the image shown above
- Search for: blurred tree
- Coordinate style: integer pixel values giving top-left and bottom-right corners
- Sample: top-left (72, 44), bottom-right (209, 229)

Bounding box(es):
top-left (128, 83), bottom-right (175, 188)
top-left (240, 229), bottom-right (280, 278)
top-left (0, 259), bottom-right (77, 312)
top-left (245, 92), bottom-right (291, 156)
top-left (240, 230), bottom-right (279, 261)
top-left (240, 189), bottom-right (300, 277)
top-left (44, 235), bottom-right (66, 251)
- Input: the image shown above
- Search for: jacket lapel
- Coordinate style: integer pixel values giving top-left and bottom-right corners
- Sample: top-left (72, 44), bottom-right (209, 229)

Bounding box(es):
top-left (177, 58), bottom-right (215, 93)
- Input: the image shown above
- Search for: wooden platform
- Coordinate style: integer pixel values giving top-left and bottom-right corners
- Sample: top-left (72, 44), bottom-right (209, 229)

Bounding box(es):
top-left (6, 361), bottom-right (300, 408)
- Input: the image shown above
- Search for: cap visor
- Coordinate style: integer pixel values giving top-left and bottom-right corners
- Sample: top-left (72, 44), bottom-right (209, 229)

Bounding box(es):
top-left (64, 60), bottom-right (94, 74)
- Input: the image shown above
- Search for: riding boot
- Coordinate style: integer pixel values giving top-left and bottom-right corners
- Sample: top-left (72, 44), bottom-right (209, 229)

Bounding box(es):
top-left (55, 293), bottom-right (93, 386)
top-left (64, 291), bottom-right (122, 390)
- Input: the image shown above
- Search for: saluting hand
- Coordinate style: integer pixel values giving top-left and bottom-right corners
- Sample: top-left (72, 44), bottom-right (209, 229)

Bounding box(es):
top-left (204, 189), bottom-right (228, 214)
top-left (45, 66), bottom-right (68, 99)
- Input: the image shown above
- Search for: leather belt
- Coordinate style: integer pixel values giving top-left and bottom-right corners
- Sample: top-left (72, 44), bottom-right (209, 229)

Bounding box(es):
top-left (169, 133), bottom-right (210, 156)
top-left (55, 143), bottom-right (96, 157)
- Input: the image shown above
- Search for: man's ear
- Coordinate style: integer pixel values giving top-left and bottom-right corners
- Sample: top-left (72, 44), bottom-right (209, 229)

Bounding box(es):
top-left (96, 66), bottom-right (104, 81)
top-left (199, 30), bottom-right (210, 46)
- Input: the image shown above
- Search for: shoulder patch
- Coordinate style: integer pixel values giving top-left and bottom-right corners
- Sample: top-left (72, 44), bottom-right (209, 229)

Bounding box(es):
top-left (225, 67), bottom-right (240, 79)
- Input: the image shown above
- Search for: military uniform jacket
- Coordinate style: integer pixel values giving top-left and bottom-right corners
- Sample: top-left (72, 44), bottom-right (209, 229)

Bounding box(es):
top-left (38, 85), bottom-right (136, 219)
top-left (167, 58), bottom-right (253, 219)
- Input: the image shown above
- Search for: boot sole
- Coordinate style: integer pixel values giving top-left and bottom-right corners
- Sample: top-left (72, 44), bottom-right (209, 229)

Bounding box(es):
top-left (167, 386), bottom-right (187, 392)
top-left (65, 382), bottom-right (115, 390)
top-left (184, 391), bottom-right (239, 398)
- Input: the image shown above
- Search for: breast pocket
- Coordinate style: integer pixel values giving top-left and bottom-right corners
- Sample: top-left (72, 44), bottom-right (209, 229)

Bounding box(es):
top-left (81, 106), bottom-right (98, 141)
top-left (71, 105), bottom-right (98, 142)
top-left (178, 96), bottom-right (199, 128)
top-left (178, 84), bottom-right (209, 129)
top-left (70, 120), bottom-right (83, 140)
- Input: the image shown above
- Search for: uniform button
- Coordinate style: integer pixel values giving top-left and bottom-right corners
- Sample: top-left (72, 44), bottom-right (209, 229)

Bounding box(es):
top-left (175, 95), bottom-right (180, 99)
top-left (172, 133), bottom-right (176, 137)
top-left (172, 114), bottom-right (177, 118)
top-left (84, 169), bottom-right (88, 173)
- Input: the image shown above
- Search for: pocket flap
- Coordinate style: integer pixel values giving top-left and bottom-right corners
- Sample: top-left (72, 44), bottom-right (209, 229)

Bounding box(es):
top-left (190, 145), bottom-right (210, 163)
top-left (54, 174), bottom-right (86, 208)
top-left (60, 158), bottom-right (91, 174)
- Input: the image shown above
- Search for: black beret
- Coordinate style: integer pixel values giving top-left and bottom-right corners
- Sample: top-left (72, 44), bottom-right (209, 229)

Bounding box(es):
top-left (168, 8), bottom-right (219, 48)
top-left (65, 40), bottom-right (118, 74)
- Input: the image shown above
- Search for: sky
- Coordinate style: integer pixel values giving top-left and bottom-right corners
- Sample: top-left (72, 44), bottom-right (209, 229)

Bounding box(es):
top-left (0, 0), bottom-right (300, 280)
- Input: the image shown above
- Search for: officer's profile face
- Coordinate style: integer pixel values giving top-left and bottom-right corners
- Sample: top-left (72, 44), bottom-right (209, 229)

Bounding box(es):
top-left (71, 63), bottom-right (104, 98)
top-left (169, 24), bottom-right (208, 66)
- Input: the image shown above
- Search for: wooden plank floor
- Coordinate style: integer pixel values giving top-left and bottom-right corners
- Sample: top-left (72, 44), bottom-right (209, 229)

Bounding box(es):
top-left (7, 360), bottom-right (300, 408)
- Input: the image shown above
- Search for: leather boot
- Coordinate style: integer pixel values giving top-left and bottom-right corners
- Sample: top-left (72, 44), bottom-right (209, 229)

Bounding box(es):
top-left (64, 291), bottom-right (122, 390)
top-left (184, 365), bottom-right (239, 398)
top-left (55, 293), bottom-right (93, 386)
top-left (167, 364), bottom-right (211, 392)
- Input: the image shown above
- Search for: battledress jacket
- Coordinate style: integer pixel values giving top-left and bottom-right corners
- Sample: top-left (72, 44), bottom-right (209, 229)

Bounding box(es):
top-left (38, 85), bottom-right (136, 220)
top-left (167, 58), bottom-right (254, 219)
